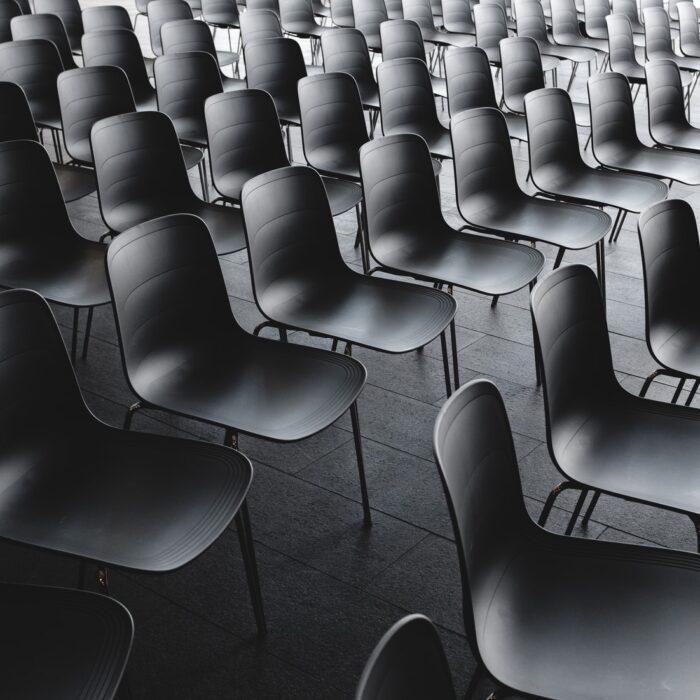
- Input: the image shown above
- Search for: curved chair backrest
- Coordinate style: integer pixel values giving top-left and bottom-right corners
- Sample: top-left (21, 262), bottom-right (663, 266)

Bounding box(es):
top-left (160, 18), bottom-right (222, 63)
top-left (583, 0), bottom-right (610, 37)
top-left (0, 1), bottom-right (22, 44)
top-left (91, 111), bottom-right (194, 231)
top-left (58, 65), bottom-right (136, 165)
top-left (201, 0), bottom-right (240, 24)
top-left (402, 0), bottom-right (436, 29)
top-left (474, 2), bottom-right (508, 53)
top-left (359, 133), bottom-right (443, 250)
top-left (638, 200), bottom-right (700, 355)
top-left (298, 72), bottom-right (368, 170)
top-left (10, 13), bottom-right (75, 68)
top-left (379, 18), bottom-right (426, 61)
top-left (321, 28), bottom-right (374, 86)
top-left (148, 0), bottom-right (194, 56)
top-left (247, 0), bottom-right (281, 12)
top-left (0, 39), bottom-right (62, 126)
top-left (352, 0), bottom-right (388, 38)
top-left (385, 0), bottom-right (404, 19)
top-left (0, 80), bottom-right (38, 141)
top-left (82, 5), bottom-right (133, 32)
top-left (551, 0), bottom-right (584, 40)
top-left (668, 0), bottom-right (682, 20)
top-left (445, 46), bottom-right (498, 116)
top-left (640, 0), bottom-right (663, 21)
top-left (204, 88), bottom-right (288, 202)
top-left (531, 265), bottom-right (616, 432)
top-left (106, 215), bottom-right (246, 386)
top-left (279, 0), bottom-right (317, 28)
top-left (239, 8), bottom-right (282, 48)
top-left (644, 6), bottom-right (674, 57)
top-left (82, 29), bottom-right (154, 108)
top-left (241, 166), bottom-right (349, 305)
top-left (33, 0), bottom-right (83, 52)
top-left (433, 378), bottom-right (531, 656)
top-left (588, 71), bottom-right (639, 155)
top-left (678, 1), bottom-right (700, 55)
top-left (605, 13), bottom-right (639, 71)
top-left (500, 36), bottom-right (544, 114)
top-left (513, 0), bottom-right (549, 42)
top-left (377, 57), bottom-right (439, 134)
top-left (355, 614), bottom-right (456, 700)
top-left (442, 0), bottom-right (476, 34)
top-left (611, 0), bottom-right (642, 28)
top-left (331, 0), bottom-right (355, 26)
top-left (645, 58), bottom-right (689, 135)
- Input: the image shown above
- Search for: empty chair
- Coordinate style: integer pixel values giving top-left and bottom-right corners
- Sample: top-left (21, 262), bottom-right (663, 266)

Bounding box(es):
top-left (351, 0), bottom-right (387, 50)
top-left (0, 285), bottom-right (264, 635)
top-left (91, 110), bottom-right (245, 254)
top-left (201, 0), bottom-right (240, 54)
top-left (441, 0), bottom-right (476, 35)
top-left (678, 1), bottom-right (700, 58)
top-left (551, 0), bottom-right (608, 55)
top-left (606, 13), bottom-right (651, 87)
top-left (0, 0), bottom-right (21, 43)
top-left (355, 615), bottom-right (456, 700)
top-left (331, 0), bottom-right (355, 26)
top-left (473, 2), bottom-right (508, 66)
top-left (402, 0), bottom-right (472, 46)
top-left (445, 45), bottom-right (527, 142)
top-left (583, 0), bottom-right (609, 38)
top-left (247, 0), bottom-right (281, 13)
top-left (4, 583), bottom-right (132, 700)
top-left (451, 107), bottom-right (611, 289)
top-left (385, 0), bottom-right (404, 18)
top-left (148, 0), bottom-right (194, 56)
top-left (589, 71), bottom-right (700, 186)
top-left (377, 57), bottom-right (451, 159)
top-left (239, 8), bottom-right (282, 48)
top-left (82, 29), bottom-right (157, 111)
top-left (10, 12), bottom-right (77, 69)
top-left (612, 0), bottom-right (644, 33)
top-left (82, 4), bottom-right (133, 32)
top-left (241, 165), bottom-right (458, 396)
top-left (644, 5), bottom-right (700, 80)
top-left (526, 87), bottom-right (667, 243)
top-left (280, 0), bottom-right (328, 63)
top-left (107, 212), bottom-right (371, 523)
top-left (435, 376), bottom-right (700, 700)
top-left (641, 0), bottom-right (679, 28)
top-left (34, 0), bottom-right (83, 53)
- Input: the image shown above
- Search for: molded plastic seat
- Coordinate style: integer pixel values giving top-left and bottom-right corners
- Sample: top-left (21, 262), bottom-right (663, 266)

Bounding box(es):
top-left (589, 71), bottom-right (700, 185)
top-left (34, 0), bottom-right (83, 53)
top-left (360, 133), bottom-right (544, 296)
top-left (474, 2), bottom-right (508, 66)
top-left (385, 0), bottom-right (404, 19)
top-left (452, 107), bottom-right (611, 254)
top-left (91, 111), bottom-right (245, 254)
top-left (11, 12), bottom-right (78, 69)
top-left (148, 0), bottom-right (194, 56)
top-left (3, 583), bottom-right (133, 700)
top-left (641, 0), bottom-right (679, 29)
top-left (441, 0), bottom-right (476, 35)
top-left (402, 0), bottom-right (473, 46)
top-left (81, 5), bottom-right (133, 32)
top-left (331, 0), bottom-right (356, 26)
top-left (435, 376), bottom-right (700, 700)
top-left (606, 12), bottom-right (648, 81)
top-left (644, 6), bottom-right (700, 71)
top-left (352, 0), bottom-right (387, 50)
top-left (240, 8), bottom-right (282, 48)
top-left (0, 0), bottom-right (21, 44)
top-left (678, 1), bottom-right (700, 58)
top-left (202, 0), bottom-right (240, 27)
top-left (355, 615), bottom-right (456, 700)
top-left (280, 0), bottom-right (329, 37)
top-left (377, 57), bottom-right (452, 159)
top-left (583, 0), bottom-right (609, 39)
top-left (611, 0), bottom-right (644, 33)
top-left (247, 0), bottom-right (282, 13)
top-left (551, 0), bottom-right (608, 51)
top-left (445, 45), bottom-right (527, 141)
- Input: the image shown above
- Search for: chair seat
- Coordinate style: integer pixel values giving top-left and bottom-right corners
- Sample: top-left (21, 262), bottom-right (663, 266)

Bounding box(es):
top-left (596, 144), bottom-right (700, 185)
top-left (0, 238), bottom-right (109, 308)
top-left (133, 91), bottom-right (158, 111)
top-left (132, 337), bottom-right (366, 441)
top-left (572, 101), bottom-right (590, 127)
top-left (145, 55), bottom-right (155, 78)
top-left (284, 21), bottom-right (329, 38)
top-left (420, 27), bottom-right (473, 47)
top-left (372, 225), bottom-right (545, 295)
top-left (443, 20), bottom-right (475, 35)
top-left (321, 176), bottom-right (363, 215)
top-left (612, 60), bottom-right (646, 82)
top-left (554, 32), bottom-right (607, 51)
top-left (172, 117), bottom-right (208, 148)
top-left (3, 583), bottom-right (132, 700)
top-left (539, 40), bottom-right (596, 64)
top-left (54, 164), bottom-right (96, 202)
top-left (222, 75), bottom-right (246, 91)
top-left (482, 531), bottom-right (700, 700)
top-left (260, 273), bottom-right (456, 353)
top-left (681, 43), bottom-right (700, 59)
top-left (541, 54), bottom-right (560, 72)
top-left (653, 122), bottom-right (700, 151)
top-left (182, 144), bottom-right (205, 170)
top-left (651, 318), bottom-right (700, 379)
top-left (385, 124), bottom-right (452, 159)
top-left (431, 74), bottom-right (447, 97)
top-left (460, 191), bottom-right (610, 249)
top-left (361, 32), bottom-right (382, 51)
top-left (503, 111), bottom-right (528, 141)
top-left (357, 81), bottom-right (380, 110)
top-left (205, 11), bottom-right (240, 26)
top-left (309, 146), bottom-right (361, 181)
top-left (216, 49), bottom-right (239, 66)
top-left (0, 425), bottom-right (251, 570)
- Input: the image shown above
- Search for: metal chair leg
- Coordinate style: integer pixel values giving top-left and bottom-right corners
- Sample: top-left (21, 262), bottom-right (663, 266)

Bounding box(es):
top-left (440, 330), bottom-right (452, 398)
top-left (350, 401), bottom-right (372, 526)
top-left (553, 247), bottom-right (565, 269)
top-left (82, 307), bottom-right (94, 360)
top-left (538, 481), bottom-right (581, 527)
top-left (450, 319), bottom-right (460, 390)
top-left (565, 488), bottom-right (589, 535)
top-left (465, 663), bottom-right (485, 699)
top-left (639, 369), bottom-right (666, 397)
top-left (685, 379), bottom-right (700, 406)
top-left (235, 501), bottom-right (267, 637)
top-left (596, 239), bottom-right (606, 302)
top-left (71, 307), bottom-right (79, 363)
top-left (581, 489), bottom-right (601, 527)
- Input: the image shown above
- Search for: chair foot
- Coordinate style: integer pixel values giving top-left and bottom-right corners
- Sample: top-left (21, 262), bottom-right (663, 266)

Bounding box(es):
top-left (350, 401), bottom-right (372, 526)
top-left (236, 501), bottom-right (267, 637)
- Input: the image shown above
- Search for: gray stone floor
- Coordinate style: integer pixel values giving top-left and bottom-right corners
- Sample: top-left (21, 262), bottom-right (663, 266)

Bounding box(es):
top-left (4, 3), bottom-right (700, 697)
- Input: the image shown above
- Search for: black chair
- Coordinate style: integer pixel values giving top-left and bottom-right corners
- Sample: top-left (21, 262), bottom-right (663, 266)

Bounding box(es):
top-left (33, 0), bottom-right (83, 53)
top-left (91, 110), bottom-right (245, 254)
top-left (678, 0), bottom-right (700, 58)
top-left (441, 0), bottom-right (476, 36)
top-left (201, 0), bottom-right (241, 56)
top-left (473, 2), bottom-right (508, 67)
top-left (551, 0), bottom-right (609, 57)
top-left (3, 582), bottom-right (133, 700)
top-left (280, 0), bottom-right (328, 64)
top-left (239, 8), bottom-right (281, 49)
top-left (0, 138), bottom-right (107, 360)
top-left (331, 0), bottom-right (355, 26)
top-left (589, 71), bottom-right (700, 186)
top-left (107, 212), bottom-right (371, 524)
top-left (351, 0), bottom-right (386, 50)
top-left (241, 165), bottom-right (458, 396)
top-left (148, 0), bottom-right (194, 57)
top-left (82, 29), bottom-right (157, 111)
top-left (526, 87), bottom-right (667, 243)
top-left (0, 0), bottom-right (21, 43)
top-left (377, 57), bottom-right (451, 159)
top-left (451, 107), bottom-right (611, 293)
top-left (401, 0), bottom-right (472, 47)
top-left (82, 4), bottom-right (133, 32)
top-left (0, 285), bottom-right (264, 636)
top-left (435, 376), bottom-right (700, 700)
top-left (355, 614), bottom-right (456, 700)
top-left (445, 45), bottom-right (527, 142)
top-left (10, 12), bottom-right (77, 69)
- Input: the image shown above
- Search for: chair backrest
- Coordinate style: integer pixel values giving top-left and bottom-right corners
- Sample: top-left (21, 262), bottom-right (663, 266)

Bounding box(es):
top-left (638, 199), bottom-right (700, 355)
top-left (298, 72), bottom-right (368, 171)
top-left (10, 13), bottom-right (75, 68)
top-left (474, 2), bottom-right (508, 53)
top-left (280, 0), bottom-right (317, 28)
top-left (106, 214), bottom-right (246, 392)
top-left (359, 133), bottom-right (443, 251)
top-left (445, 46), bottom-right (498, 116)
top-left (379, 18), bottom-right (426, 61)
top-left (0, 39), bottom-right (62, 126)
top-left (668, 0), bottom-right (682, 20)
top-left (640, 0), bottom-right (663, 22)
top-left (0, 1), bottom-right (22, 44)
top-left (433, 378), bottom-right (531, 656)
top-left (605, 13), bottom-right (639, 71)
top-left (513, 0), bottom-right (549, 42)
top-left (321, 27), bottom-right (375, 86)
top-left (644, 6), bottom-right (674, 58)
top-left (201, 0), bottom-right (240, 24)
top-left (402, 0), bottom-right (436, 29)
top-left (531, 265), bottom-right (616, 437)
top-left (611, 0), bottom-right (641, 28)
top-left (352, 0), bottom-right (388, 38)
top-left (91, 111), bottom-right (194, 232)
top-left (441, 0), bottom-right (476, 34)
top-left (583, 0), bottom-right (610, 37)
top-left (241, 166), bottom-right (348, 310)
top-left (82, 5), bottom-right (133, 32)
top-left (355, 614), bottom-right (456, 700)
top-left (678, 1), bottom-right (700, 54)
top-left (500, 36), bottom-right (544, 114)
top-left (82, 29), bottom-right (154, 107)
top-left (247, 0), bottom-right (281, 14)
top-left (331, 0), bottom-right (355, 26)
top-left (204, 88), bottom-right (288, 202)
top-left (33, 0), bottom-right (83, 52)
top-left (58, 65), bottom-right (136, 165)
top-left (148, 0), bottom-right (194, 56)
top-left (377, 57), bottom-right (440, 134)
top-left (0, 80), bottom-right (38, 141)
top-left (588, 70), bottom-right (639, 157)
top-left (645, 58), bottom-right (689, 135)
top-left (385, 0), bottom-right (404, 18)
top-left (239, 8), bottom-right (282, 49)
top-left (160, 18), bottom-right (222, 64)
top-left (550, 0), bottom-right (584, 40)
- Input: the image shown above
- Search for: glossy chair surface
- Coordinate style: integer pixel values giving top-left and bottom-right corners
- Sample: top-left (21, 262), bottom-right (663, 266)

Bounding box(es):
top-left (331, 0), bottom-right (355, 25)
top-left (442, 0), bottom-right (475, 34)
top-left (202, 0), bottom-right (240, 26)
top-left (644, 6), bottom-right (700, 69)
top-left (551, 0), bottom-right (608, 50)
top-left (33, 0), bottom-right (83, 52)
top-left (11, 12), bottom-right (77, 69)
top-left (148, 0), bottom-right (194, 56)
top-left (402, 0), bottom-right (472, 45)
top-left (239, 8), bottom-right (282, 48)
top-left (0, 0), bottom-right (21, 43)
top-left (81, 5), bottom-right (133, 32)
top-left (352, 0), bottom-right (387, 50)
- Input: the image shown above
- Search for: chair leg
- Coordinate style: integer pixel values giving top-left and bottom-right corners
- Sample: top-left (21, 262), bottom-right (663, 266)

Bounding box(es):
top-left (71, 307), bottom-right (79, 363)
top-left (350, 401), bottom-right (372, 526)
top-left (491, 295), bottom-right (499, 307)
top-left (565, 488), bottom-right (589, 535)
top-left (82, 307), bottom-right (94, 360)
top-left (596, 239), bottom-right (606, 303)
top-left (686, 379), bottom-right (700, 406)
top-left (198, 156), bottom-right (210, 202)
top-left (440, 330), bottom-right (452, 398)
top-left (465, 663), bottom-right (485, 699)
top-left (553, 247), bottom-right (565, 269)
top-left (538, 481), bottom-right (581, 528)
top-left (581, 489), bottom-right (601, 527)
top-left (639, 368), bottom-right (667, 397)
top-left (235, 501), bottom-right (267, 638)
top-left (123, 401), bottom-right (142, 430)
top-left (671, 377), bottom-right (686, 404)
top-left (450, 318), bottom-right (460, 390)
